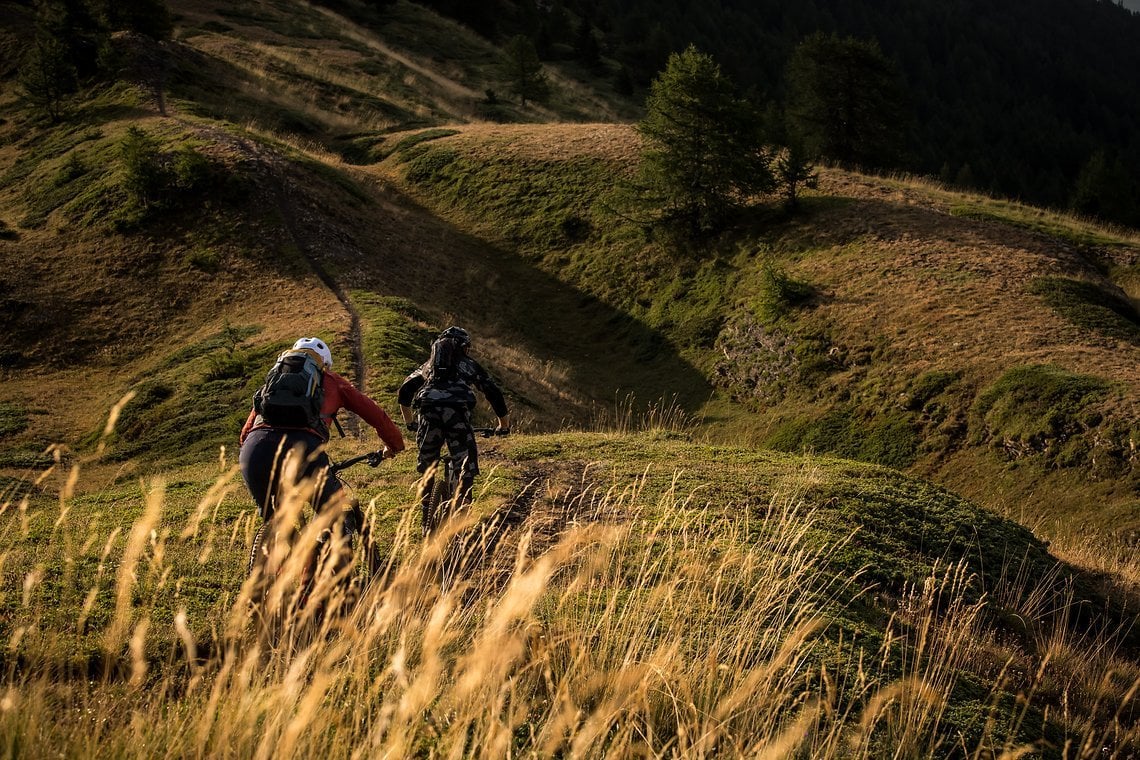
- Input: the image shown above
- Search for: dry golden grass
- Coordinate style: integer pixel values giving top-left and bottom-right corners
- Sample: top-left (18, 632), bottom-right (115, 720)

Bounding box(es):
top-left (3, 443), bottom-right (1140, 758)
top-left (794, 173), bottom-right (1140, 390)
top-left (421, 122), bottom-right (642, 163)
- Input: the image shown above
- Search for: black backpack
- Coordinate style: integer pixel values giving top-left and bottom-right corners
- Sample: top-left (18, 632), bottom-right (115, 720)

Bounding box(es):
top-left (253, 350), bottom-right (325, 428)
top-left (412, 337), bottom-right (473, 408)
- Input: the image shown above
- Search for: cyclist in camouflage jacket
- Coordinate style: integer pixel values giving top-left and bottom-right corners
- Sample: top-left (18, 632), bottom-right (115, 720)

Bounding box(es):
top-left (398, 327), bottom-right (510, 531)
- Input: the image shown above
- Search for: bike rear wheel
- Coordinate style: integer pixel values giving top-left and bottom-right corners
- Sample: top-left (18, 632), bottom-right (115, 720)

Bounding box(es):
top-left (422, 458), bottom-right (465, 536)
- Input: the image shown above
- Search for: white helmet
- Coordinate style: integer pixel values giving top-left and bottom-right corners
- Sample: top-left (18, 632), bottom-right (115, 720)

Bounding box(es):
top-left (293, 337), bottom-right (332, 369)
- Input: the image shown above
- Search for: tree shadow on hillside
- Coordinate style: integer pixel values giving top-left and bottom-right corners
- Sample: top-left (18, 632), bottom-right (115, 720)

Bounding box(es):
top-left (271, 164), bottom-right (716, 426)
top-left (778, 196), bottom-right (1108, 277)
top-left (165, 40), bottom-right (423, 151)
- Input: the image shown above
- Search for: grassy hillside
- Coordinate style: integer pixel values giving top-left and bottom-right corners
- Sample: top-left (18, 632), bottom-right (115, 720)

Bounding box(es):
top-left (4, 431), bottom-right (1139, 756)
top-left (3, 0), bottom-right (1140, 755)
top-left (376, 123), bottom-right (1140, 546)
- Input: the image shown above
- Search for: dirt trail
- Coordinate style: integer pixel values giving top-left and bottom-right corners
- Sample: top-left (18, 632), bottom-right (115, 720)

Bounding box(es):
top-left (310, 5), bottom-right (481, 103)
top-left (446, 458), bottom-right (622, 590)
top-left (275, 182), bottom-right (366, 382)
top-left (190, 123), bottom-right (370, 431)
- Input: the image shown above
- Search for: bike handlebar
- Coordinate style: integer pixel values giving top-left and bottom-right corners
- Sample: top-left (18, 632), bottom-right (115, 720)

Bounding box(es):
top-left (330, 450), bottom-right (386, 473)
top-left (472, 427), bottom-right (511, 438)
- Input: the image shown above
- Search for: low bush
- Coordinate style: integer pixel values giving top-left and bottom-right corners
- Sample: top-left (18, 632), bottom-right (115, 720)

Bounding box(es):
top-left (0, 403), bottom-right (30, 439)
top-left (972, 364), bottom-right (1110, 451)
top-left (753, 260), bottom-right (814, 324)
top-left (403, 146), bottom-right (460, 185)
top-left (112, 129), bottom-right (232, 230)
top-left (904, 369), bottom-right (961, 411)
top-left (768, 406), bottom-right (920, 469)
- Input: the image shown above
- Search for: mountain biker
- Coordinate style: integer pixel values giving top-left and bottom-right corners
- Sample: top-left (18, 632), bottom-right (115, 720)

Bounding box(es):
top-left (239, 337), bottom-right (406, 541)
top-left (397, 326), bottom-right (510, 533)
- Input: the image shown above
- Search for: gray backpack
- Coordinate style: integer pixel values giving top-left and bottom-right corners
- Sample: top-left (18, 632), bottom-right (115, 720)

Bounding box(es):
top-left (253, 350), bottom-right (325, 428)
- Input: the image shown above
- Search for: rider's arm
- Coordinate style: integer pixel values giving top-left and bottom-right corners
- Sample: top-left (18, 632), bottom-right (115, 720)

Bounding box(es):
top-left (396, 370), bottom-right (425, 429)
top-left (396, 371), bottom-right (424, 407)
top-left (470, 361), bottom-right (510, 430)
top-left (333, 374), bottom-right (407, 454)
top-left (239, 408), bottom-right (257, 445)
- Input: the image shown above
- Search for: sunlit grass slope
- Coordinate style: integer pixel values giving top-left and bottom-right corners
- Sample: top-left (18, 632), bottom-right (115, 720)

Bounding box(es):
top-left (2, 2), bottom-right (1140, 755)
top-left (376, 124), bottom-right (1140, 544)
top-left (4, 430), bottom-right (1139, 757)
top-left (167, 0), bottom-right (637, 159)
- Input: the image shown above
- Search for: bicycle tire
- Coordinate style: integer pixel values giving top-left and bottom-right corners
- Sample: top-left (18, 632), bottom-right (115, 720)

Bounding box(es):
top-left (423, 476), bottom-right (445, 535)
top-left (247, 521), bottom-right (268, 577)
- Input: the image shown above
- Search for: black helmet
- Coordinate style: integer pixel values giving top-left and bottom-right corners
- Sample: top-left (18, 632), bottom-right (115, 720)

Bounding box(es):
top-left (438, 326), bottom-right (471, 349)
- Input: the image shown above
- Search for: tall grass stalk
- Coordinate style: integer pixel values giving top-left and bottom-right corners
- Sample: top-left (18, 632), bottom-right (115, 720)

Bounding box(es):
top-left (588, 392), bottom-right (695, 435)
top-left (2, 458), bottom-right (1138, 757)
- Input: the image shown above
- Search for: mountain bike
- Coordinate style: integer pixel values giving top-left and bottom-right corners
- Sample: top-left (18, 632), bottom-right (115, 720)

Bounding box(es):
top-left (245, 449), bottom-right (387, 618)
top-left (421, 427), bottom-right (509, 537)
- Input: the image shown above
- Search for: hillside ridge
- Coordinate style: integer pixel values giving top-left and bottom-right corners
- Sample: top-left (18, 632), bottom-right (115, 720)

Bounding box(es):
top-left (3, 1), bottom-right (1140, 754)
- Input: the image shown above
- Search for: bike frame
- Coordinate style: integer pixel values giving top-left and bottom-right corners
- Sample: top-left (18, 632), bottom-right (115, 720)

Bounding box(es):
top-left (247, 449), bottom-right (387, 585)
top-left (421, 427), bottom-right (507, 535)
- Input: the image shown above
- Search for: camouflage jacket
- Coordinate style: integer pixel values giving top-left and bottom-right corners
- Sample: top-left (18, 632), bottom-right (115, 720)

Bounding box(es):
top-left (398, 356), bottom-right (509, 417)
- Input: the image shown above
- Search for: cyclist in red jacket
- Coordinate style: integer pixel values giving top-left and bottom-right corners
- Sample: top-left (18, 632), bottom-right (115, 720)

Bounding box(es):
top-left (239, 337), bottom-right (406, 536)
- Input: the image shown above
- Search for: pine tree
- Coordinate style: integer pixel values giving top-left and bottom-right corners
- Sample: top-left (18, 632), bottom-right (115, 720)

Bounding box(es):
top-left (119, 126), bottom-right (166, 211)
top-left (574, 16), bottom-right (602, 71)
top-left (503, 35), bottom-right (550, 105)
top-left (28, 0), bottom-right (106, 81)
top-left (100, 0), bottom-right (173, 40)
top-left (786, 32), bottom-right (906, 169)
top-left (773, 141), bottom-right (818, 212)
top-left (18, 34), bottom-right (78, 122)
top-left (1071, 150), bottom-right (1139, 226)
top-left (633, 45), bottom-right (773, 234)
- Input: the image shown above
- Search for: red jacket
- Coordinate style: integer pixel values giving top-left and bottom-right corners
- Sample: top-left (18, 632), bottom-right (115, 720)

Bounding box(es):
top-left (240, 370), bottom-right (405, 453)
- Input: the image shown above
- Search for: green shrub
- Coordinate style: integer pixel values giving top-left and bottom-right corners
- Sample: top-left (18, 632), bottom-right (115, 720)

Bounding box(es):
top-left (156, 325), bottom-right (261, 371)
top-left (119, 126), bottom-right (166, 210)
top-left (904, 369), bottom-right (961, 411)
top-left (0, 403), bottom-right (30, 439)
top-left (53, 153), bottom-right (87, 185)
top-left (171, 144), bottom-right (212, 191)
top-left (186, 247), bottom-right (221, 272)
top-left (753, 260), bottom-right (814, 324)
top-left (403, 147), bottom-right (460, 185)
top-left (112, 132), bottom-right (231, 229)
top-left (972, 364), bottom-right (1110, 447)
top-left (116, 382), bottom-right (174, 439)
top-left (768, 406), bottom-right (920, 469)
top-left (205, 348), bottom-right (263, 382)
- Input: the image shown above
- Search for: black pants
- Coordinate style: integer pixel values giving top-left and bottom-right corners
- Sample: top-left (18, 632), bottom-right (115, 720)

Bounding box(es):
top-left (239, 428), bottom-right (344, 521)
top-left (415, 405), bottom-right (479, 476)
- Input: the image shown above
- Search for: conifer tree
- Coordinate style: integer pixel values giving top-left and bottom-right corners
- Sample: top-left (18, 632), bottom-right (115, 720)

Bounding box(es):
top-left (96, 0), bottom-right (173, 40)
top-left (634, 45), bottom-right (772, 234)
top-left (786, 32), bottom-right (905, 169)
top-left (18, 34), bottom-right (77, 122)
top-left (574, 16), bottom-right (601, 70)
top-left (773, 141), bottom-right (818, 212)
top-left (503, 35), bottom-right (550, 105)
top-left (1071, 150), bottom-right (1139, 226)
